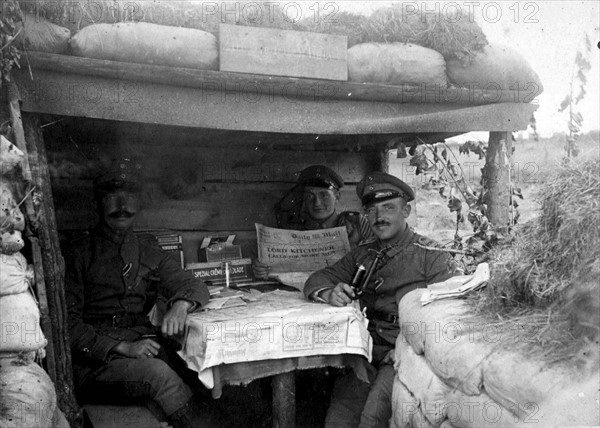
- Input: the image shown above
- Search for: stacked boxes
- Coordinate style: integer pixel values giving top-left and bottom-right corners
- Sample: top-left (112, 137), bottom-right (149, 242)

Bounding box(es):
top-left (189, 234), bottom-right (252, 286)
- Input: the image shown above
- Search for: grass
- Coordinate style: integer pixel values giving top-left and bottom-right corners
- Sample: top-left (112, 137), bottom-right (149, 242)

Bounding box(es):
top-left (390, 133), bottom-right (600, 369)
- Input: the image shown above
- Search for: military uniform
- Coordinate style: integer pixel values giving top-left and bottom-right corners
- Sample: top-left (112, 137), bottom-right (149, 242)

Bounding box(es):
top-left (304, 226), bottom-right (455, 355)
top-left (275, 165), bottom-right (374, 245)
top-left (65, 160), bottom-right (211, 425)
top-left (304, 171), bottom-right (458, 428)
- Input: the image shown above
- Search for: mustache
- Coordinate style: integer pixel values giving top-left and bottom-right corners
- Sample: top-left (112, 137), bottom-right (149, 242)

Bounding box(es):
top-left (374, 220), bottom-right (390, 227)
top-left (108, 210), bottom-right (135, 219)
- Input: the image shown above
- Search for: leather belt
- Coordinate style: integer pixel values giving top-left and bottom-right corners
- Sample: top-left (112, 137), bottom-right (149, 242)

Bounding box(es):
top-left (85, 313), bottom-right (147, 329)
top-left (366, 310), bottom-right (398, 324)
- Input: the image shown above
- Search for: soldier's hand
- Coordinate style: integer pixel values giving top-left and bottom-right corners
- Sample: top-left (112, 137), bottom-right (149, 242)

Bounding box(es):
top-left (113, 339), bottom-right (161, 359)
top-left (323, 283), bottom-right (355, 307)
top-left (252, 259), bottom-right (271, 279)
top-left (380, 349), bottom-right (396, 366)
top-left (161, 300), bottom-right (192, 337)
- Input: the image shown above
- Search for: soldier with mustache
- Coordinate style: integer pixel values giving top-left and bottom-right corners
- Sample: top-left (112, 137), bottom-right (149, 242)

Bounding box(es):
top-left (64, 159), bottom-right (214, 428)
top-left (304, 171), bottom-right (458, 428)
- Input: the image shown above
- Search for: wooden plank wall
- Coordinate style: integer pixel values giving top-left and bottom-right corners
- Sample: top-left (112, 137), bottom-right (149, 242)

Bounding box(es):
top-left (45, 123), bottom-right (381, 263)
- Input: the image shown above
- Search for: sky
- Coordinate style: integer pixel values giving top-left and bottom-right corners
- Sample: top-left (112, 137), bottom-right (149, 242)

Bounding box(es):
top-left (311, 1), bottom-right (600, 138)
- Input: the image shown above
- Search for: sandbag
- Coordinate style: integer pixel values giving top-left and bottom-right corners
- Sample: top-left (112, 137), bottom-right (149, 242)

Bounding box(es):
top-left (0, 230), bottom-right (25, 255)
top-left (0, 136), bottom-right (24, 175)
top-left (0, 179), bottom-right (25, 232)
top-left (422, 324), bottom-right (488, 396)
top-left (446, 44), bottom-right (544, 95)
top-left (14, 13), bottom-right (71, 54)
top-left (21, 1), bottom-right (297, 34)
top-left (69, 22), bottom-right (219, 69)
top-left (395, 339), bottom-right (451, 426)
top-left (348, 42), bottom-right (447, 86)
top-left (390, 374), bottom-right (418, 428)
top-left (0, 293), bottom-right (47, 352)
top-left (0, 361), bottom-right (57, 428)
top-left (399, 290), bottom-right (487, 396)
top-left (443, 388), bottom-right (518, 428)
top-left (0, 252), bottom-right (31, 295)
top-left (398, 289), bottom-right (469, 355)
top-left (482, 351), bottom-right (577, 420)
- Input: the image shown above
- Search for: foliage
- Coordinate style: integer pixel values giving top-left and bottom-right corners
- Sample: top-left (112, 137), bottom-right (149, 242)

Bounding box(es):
top-left (300, 3), bottom-right (488, 62)
top-left (0, 0), bottom-right (23, 86)
top-left (480, 158), bottom-right (600, 310)
top-left (558, 33), bottom-right (592, 158)
top-left (528, 114), bottom-right (539, 142)
top-left (401, 137), bottom-right (520, 273)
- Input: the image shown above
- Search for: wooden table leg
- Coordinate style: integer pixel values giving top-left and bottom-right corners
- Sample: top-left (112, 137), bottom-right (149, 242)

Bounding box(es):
top-left (272, 371), bottom-right (295, 428)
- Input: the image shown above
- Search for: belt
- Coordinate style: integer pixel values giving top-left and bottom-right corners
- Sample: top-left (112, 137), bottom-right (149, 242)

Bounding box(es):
top-left (366, 310), bottom-right (398, 324)
top-left (85, 313), bottom-right (148, 329)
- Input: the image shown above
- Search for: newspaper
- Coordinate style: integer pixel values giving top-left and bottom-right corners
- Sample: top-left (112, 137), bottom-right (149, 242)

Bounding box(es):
top-left (421, 263), bottom-right (490, 305)
top-left (255, 223), bottom-right (351, 290)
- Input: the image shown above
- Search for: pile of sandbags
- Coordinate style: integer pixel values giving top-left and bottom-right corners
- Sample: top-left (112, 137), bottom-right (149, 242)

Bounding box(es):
top-left (391, 289), bottom-right (599, 427)
top-left (17, 1), bottom-right (543, 95)
top-left (0, 136), bottom-right (69, 428)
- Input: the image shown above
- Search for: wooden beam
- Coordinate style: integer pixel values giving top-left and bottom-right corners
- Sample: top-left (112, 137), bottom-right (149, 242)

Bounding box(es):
top-left (484, 131), bottom-right (513, 228)
top-left (22, 111), bottom-right (83, 425)
top-left (14, 68), bottom-right (537, 134)
top-left (22, 52), bottom-right (536, 105)
top-left (6, 83), bottom-right (57, 382)
top-left (272, 372), bottom-right (296, 428)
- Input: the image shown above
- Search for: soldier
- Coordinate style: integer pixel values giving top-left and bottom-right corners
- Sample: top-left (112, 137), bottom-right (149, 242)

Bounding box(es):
top-left (64, 159), bottom-right (213, 428)
top-left (253, 165), bottom-right (373, 279)
top-left (304, 171), bottom-right (458, 428)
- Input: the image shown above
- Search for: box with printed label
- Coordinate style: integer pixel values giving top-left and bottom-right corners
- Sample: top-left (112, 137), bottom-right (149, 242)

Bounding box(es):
top-left (198, 234), bottom-right (243, 262)
top-left (185, 258), bottom-right (252, 286)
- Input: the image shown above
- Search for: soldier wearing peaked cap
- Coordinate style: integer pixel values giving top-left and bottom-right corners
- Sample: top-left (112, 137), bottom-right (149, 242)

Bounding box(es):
top-left (253, 165), bottom-right (374, 279)
top-left (64, 159), bottom-right (214, 428)
top-left (304, 171), bottom-right (459, 428)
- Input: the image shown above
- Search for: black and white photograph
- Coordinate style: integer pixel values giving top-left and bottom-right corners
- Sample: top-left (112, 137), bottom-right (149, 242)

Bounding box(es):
top-left (0, 1), bottom-right (598, 427)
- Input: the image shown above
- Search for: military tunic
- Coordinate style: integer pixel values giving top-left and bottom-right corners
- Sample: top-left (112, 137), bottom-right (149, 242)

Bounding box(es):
top-left (304, 225), bottom-right (456, 351)
top-left (65, 225), bottom-right (210, 384)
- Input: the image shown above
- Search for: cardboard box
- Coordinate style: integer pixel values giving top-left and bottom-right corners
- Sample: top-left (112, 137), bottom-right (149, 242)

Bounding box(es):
top-left (198, 234), bottom-right (243, 262)
top-left (135, 230), bottom-right (185, 268)
top-left (186, 258), bottom-right (253, 286)
top-left (219, 24), bottom-right (348, 81)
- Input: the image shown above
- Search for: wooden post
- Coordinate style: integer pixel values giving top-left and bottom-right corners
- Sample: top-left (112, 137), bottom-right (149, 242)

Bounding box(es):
top-left (7, 80), bottom-right (83, 427)
top-left (484, 131), bottom-right (513, 228)
top-left (272, 372), bottom-right (295, 428)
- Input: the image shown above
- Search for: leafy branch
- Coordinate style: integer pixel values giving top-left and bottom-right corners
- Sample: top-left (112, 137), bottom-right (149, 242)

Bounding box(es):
top-left (399, 137), bottom-right (520, 273)
top-left (0, 0), bottom-right (23, 86)
top-left (559, 33), bottom-right (592, 158)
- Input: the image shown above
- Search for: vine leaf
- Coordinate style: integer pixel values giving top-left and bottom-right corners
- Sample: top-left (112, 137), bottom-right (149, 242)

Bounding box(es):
top-left (409, 146), bottom-right (428, 175)
top-left (396, 143), bottom-right (408, 158)
top-left (512, 186), bottom-right (523, 199)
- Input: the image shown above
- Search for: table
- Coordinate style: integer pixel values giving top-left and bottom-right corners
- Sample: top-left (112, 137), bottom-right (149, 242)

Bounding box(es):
top-left (179, 289), bottom-right (373, 427)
